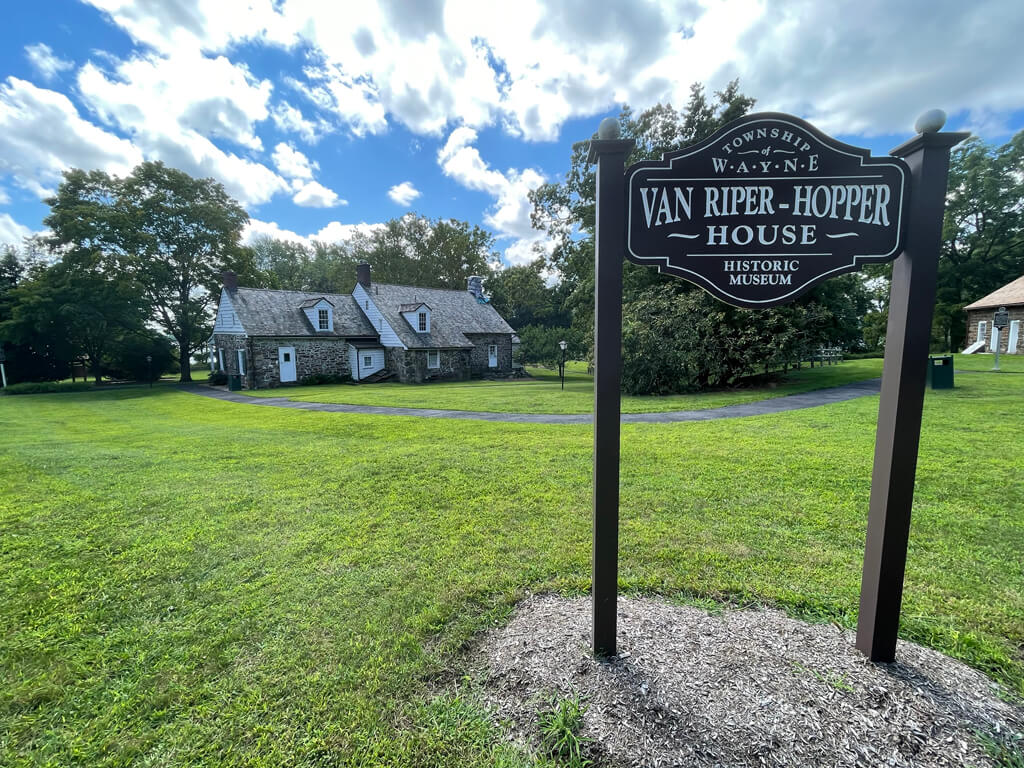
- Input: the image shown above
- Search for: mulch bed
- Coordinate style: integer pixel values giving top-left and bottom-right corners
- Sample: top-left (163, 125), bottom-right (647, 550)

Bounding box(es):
top-left (467, 595), bottom-right (1024, 767)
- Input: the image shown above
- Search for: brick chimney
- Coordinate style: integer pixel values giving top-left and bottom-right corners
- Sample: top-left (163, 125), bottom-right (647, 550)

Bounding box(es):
top-left (221, 270), bottom-right (238, 291)
top-left (467, 275), bottom-right (483, 300)
top-left (357, 262), bottom-right (371, 288)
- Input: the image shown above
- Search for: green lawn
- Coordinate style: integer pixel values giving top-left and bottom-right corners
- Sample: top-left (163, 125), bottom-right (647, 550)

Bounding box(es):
top-left (240, 358), bottom-right (886, 414)
top-left (1, 372), bottom-right (1021, 766)
top-left (951, 351), bottom-right (1024, 372)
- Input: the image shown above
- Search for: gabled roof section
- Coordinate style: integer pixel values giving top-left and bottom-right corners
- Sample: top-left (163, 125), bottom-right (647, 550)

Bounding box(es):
top-left (298, 296), bottom-right (335, 309)
top-left (399, 302), bottom-right (431, 312)
top-left (964, 275), bottom-right (1024, 310)
top-left (368, 283), bottom-right (515, 349)
top-left (228, 287), bottom-right (377, 337)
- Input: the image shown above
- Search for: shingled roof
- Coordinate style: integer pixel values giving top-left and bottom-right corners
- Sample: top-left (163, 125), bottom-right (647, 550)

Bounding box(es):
top-left (229, 287), bottom-right (377, 337)
top-left (371, 283), bottom-right (515, 349)
top-left (963, 275), bottom-right (1024, 310)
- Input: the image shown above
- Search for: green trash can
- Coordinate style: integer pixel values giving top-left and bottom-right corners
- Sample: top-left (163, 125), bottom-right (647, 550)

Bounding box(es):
top-left (927, 355), bottom-right (953, 389)
top-left (228, 374), bottom-right (242, 391)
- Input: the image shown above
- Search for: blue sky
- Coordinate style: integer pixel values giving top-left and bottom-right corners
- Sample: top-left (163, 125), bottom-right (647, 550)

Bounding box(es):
top-left (2, 0), bottom-right (1023, 268)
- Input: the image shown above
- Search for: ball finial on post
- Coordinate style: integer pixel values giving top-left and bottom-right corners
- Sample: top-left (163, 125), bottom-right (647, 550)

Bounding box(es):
top-left (598, 117), bottom-right (621, 140)
top-left (914, 109), bottom-right (946, 134)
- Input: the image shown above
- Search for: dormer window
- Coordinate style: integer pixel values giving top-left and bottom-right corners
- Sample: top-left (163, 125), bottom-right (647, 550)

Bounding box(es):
top-left (300, 297), bottom-right (334, 332)
top-left (401, 303), bottom-right (431, 333)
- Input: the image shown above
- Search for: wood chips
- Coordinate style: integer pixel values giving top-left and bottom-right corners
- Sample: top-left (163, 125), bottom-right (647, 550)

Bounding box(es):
top-left (468, 595), bottom-right (1024, 767)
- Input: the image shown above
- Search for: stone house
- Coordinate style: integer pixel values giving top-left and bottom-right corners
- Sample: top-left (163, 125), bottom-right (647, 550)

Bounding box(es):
top-left (962, 275), bottom-right (1024, 354)
top-left (208, 265), bottom-right (516, 388)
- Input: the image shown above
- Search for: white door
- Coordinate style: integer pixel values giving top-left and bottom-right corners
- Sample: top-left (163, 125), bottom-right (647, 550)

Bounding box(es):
top-left (488, 344), bottom-right (498, 367)
top-left (278, 346), bottom-right (296, 382)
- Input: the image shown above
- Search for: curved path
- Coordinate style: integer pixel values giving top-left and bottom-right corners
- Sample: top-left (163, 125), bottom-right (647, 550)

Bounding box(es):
top-left (182, 378), bottom-right (881, 424)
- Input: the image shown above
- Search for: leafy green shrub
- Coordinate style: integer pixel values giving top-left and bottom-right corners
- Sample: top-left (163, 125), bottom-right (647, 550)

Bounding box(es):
top-left (2, 381), bottom-right (94, 395)
top-left (620, 282), bottom-right (862, 394)
top-left (300, 373), bottom-right (351, 385)
top-left (207, 371), bottom-right (228, 385)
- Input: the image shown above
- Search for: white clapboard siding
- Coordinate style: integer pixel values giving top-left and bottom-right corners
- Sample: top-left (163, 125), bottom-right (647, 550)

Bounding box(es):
top-left (349, 346), bottom-right (386, 380)
top-left (353, 283), bottom-right (405, 348)
top-left (213, 291), bottom-right (246, 334)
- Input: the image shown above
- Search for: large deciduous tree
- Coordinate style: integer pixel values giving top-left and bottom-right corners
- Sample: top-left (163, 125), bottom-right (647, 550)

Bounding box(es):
top-left (45, 162), bottom-right (250, 381)
top-left (244, 214), bottom-right (500, 294)
top-left (934, 132), bottom-right (1024, 350)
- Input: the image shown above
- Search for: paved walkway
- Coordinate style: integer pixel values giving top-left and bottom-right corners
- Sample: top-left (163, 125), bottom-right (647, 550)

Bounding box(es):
top-left (182, 378), bottom-right (882, 425)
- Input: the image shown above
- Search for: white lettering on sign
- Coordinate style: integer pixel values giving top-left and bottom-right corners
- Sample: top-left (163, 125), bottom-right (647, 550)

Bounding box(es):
top-left (639, 186), bottom-right (694, 227)
top-left (723, 258), bottom-right (800, 287)
top-left (704, 186), bottom-right (776, 217)
top-left (706, 224), bottom-right (815, 246)
top-left (719, 127), bottom-right (812, 155)
top-left (791, 184), bottom-right (891, 225)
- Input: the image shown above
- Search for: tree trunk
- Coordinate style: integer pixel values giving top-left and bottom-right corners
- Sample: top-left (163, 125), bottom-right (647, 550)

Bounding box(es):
top-left (178, 339), bottom-right (192, 383)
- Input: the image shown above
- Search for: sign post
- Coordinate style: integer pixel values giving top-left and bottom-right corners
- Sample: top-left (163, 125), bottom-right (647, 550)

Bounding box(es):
top-left (993, 307), bottom-right (1009, 371)
top-left (855, 115), bottom-right (968, 661)
top-left (587, 118), bottom-right (634, 657)
top-left (587, 108), bottom-right (964, 663)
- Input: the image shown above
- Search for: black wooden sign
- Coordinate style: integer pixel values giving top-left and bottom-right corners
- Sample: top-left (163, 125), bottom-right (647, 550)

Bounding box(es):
top-left (994, 307), bottom-right (1009, 329)
top-left (626, 113), bottom-right (911, 308)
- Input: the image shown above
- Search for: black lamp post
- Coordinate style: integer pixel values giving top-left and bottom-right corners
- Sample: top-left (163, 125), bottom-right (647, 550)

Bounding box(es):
top-left (146, 355), bottom-right (153, 388)
top-left (558, 339), bottom-right (567, 390)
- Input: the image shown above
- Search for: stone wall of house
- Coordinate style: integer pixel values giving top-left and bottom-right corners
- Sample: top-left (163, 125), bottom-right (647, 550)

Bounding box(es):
top-left (252, 337), bottom-right (352, 387)
top-left (211, 334), bottom-right (252, 387)
top-left (965, 307), bottom-right (1024, 353)
top-left (464, 333), bottom-right (513, 375)
top-left (213, 334), bottom-right (353, 388)
top-left (386, 347), bottom-right (471, 383)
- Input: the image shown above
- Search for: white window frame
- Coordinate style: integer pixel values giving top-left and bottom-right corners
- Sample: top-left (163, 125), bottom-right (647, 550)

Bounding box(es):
top-left (318, 308), bottom-right (330, 330)
top-left (363, 355), bottom-right (373, 368)
top-left (487, 344), bottom-right (498, 368)
top-left (427, 350), bottom-right (440, 369)
top-left (236, 348), bottom-right (246, 376)
top-left (418, 312), bottom-right (427, 332)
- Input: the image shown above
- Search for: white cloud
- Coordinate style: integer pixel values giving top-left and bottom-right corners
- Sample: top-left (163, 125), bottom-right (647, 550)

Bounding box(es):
top-left (0, 188), bottom-right (10, 205)
top-left (272, 142), bottom-right (316, 180)
top-left (0, 213), bottom-right (34, 247)
top-left (387, 181), bottom-right (421, 206)
top-left (76, 53), bottom-right (290, 206)
top-left (313, 220), bottom-right (383, 242)
top-left (25, 43), bottom-right (74, 81)
top-left (78, 51), bottom-right (271, 150)
top-left (0, 77), bottom-right (142, 198)
top-left (242, 217), bottom-right (308, 245)
top-left (243, 217), bottom-right (382, 246)
top-left (270, 101), bottom-right (330, 143)
top-left (83, 0), bottom-right (294, 53)
top-left (80, 0), bottom-right (1024, 145)
top-left (438, 126), bottom-right (548, 265)
top-left (292, 180), bottom-right (346, 208)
